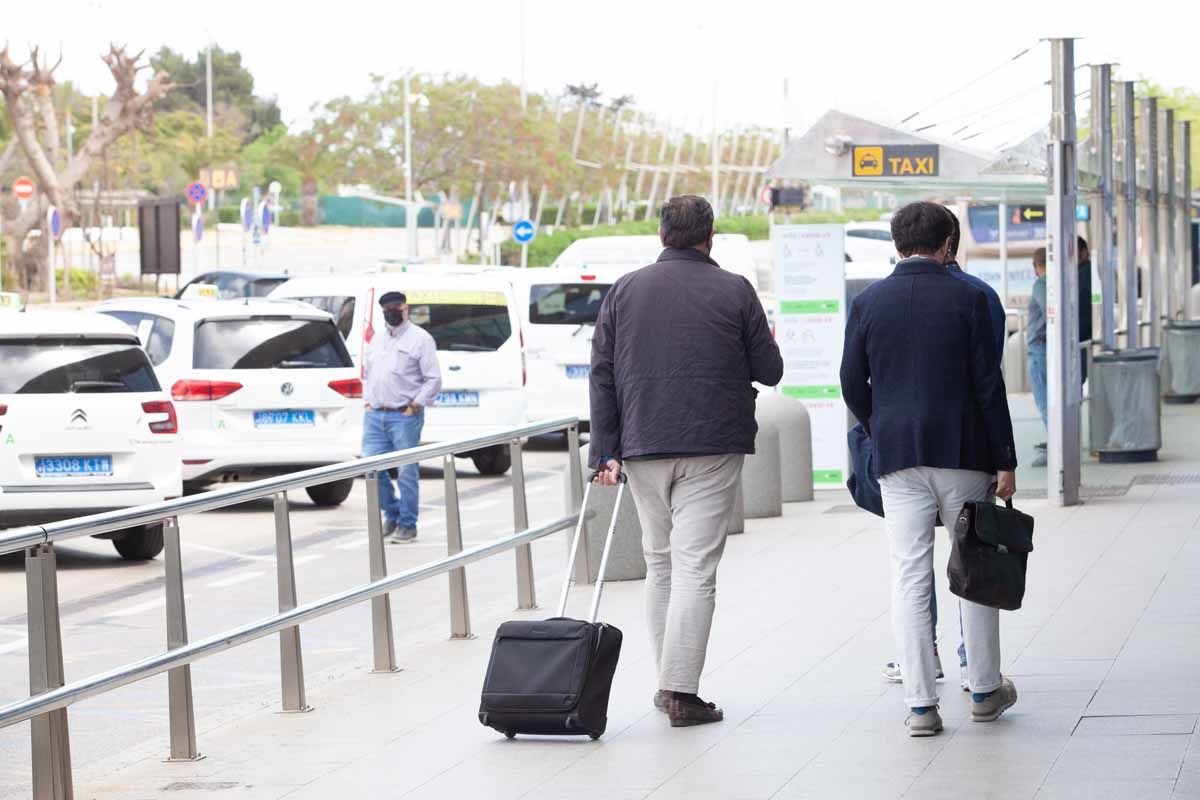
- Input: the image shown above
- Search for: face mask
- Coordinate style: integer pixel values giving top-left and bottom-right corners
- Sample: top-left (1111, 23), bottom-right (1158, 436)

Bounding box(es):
top-left (383, 309), bottom-right (405, 326)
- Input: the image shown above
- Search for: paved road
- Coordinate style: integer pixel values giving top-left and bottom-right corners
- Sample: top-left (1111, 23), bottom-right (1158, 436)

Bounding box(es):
top-left (0, 436), bottom-right (581, 796)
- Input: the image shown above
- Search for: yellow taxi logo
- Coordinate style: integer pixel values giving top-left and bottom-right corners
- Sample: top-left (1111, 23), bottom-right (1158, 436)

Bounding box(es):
top-left (853, 147), bottom-right (884, 177)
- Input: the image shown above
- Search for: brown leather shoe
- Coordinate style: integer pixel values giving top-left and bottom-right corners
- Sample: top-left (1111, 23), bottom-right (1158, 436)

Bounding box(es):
top-left (667, 695), bottom-right (724, 727)
top-left (653, 690), bottom-right (670, 712)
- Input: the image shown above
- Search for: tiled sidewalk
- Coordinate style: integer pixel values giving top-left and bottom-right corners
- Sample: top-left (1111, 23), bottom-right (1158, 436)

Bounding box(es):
top-left (62, 402), bottom-right (1200, 799)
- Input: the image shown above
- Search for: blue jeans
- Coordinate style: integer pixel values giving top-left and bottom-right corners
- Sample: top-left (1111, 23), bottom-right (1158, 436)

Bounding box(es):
top-left (362, 410), bottom-right (424, 528)
top-left (1028, 344), bottom-right (1048, 430)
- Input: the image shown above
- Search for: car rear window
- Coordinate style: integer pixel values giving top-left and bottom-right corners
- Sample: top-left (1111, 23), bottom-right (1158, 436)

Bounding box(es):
top-left (102, 310), bottom-right (176, 366)
top-left (0, 339), bottom-right (161, 394)
top-left (250, 278), bottom-right (289, 297)
top-left (193, 317), bottom-right (354, 369)
top-left (288, 296), bottom-right (356, 339)
top-left (405, 291), bottom-right (512, 352)
top-left (529, 283), bottom-right (611, 325)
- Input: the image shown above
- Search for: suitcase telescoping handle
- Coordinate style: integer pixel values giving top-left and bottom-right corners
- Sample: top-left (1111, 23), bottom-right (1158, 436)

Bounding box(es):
top-left (557, 470), bottom-right (627, 623)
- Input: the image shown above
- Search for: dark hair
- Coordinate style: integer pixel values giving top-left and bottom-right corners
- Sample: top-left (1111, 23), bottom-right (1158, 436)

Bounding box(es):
top-left (1033, 247), bottom-right (1047, 267)
top-left (890, 201), bottom-right (955, 257)
top-left (659, 195), bottom-right (714, 249)
top-left (945, 207), bottom-right (961, 257)
top-left (1077, 235), bottom-right (1089, 255)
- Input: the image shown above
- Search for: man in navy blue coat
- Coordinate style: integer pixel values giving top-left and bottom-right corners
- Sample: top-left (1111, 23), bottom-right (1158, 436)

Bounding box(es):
top-left (840, 201), bottom-right (1018, 737)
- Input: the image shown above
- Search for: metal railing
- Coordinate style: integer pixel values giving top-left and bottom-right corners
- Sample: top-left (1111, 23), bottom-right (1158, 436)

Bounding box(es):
top-left (0, 417), bottom-right (593, 800)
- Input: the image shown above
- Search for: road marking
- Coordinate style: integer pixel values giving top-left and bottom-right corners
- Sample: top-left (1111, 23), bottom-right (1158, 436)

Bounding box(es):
top-left (105, 594), bottom-right (190, 619)
top-left (0, 636), bottom-right (28, 655)
top-left (469, 497), bottom-right (506, 510)
top-left (335, 540), bottom-right (366, 551)
top-left (293, 554), bottom-right (322, 566)
top-left (526, 483), bottom-right (556, 495)
top-left (206, 571), bottom-right (265, 589)
top-left (183, 542), bottom-right (274, 562)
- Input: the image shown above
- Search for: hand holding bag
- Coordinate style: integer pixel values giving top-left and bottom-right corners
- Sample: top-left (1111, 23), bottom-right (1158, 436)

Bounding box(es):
top-left (948, 498), bottom-right (1034, 611)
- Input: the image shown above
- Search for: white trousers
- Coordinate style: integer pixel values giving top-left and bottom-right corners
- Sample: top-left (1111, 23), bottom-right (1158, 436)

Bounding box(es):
top-left (624, 454), bottom-right (744, 694)
top-left (879, 466), bottom-right (1003, 707)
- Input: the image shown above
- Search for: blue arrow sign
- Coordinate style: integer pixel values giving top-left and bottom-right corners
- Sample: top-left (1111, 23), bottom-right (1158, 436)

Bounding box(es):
top-left (512, 219), bottom-right (536, 244)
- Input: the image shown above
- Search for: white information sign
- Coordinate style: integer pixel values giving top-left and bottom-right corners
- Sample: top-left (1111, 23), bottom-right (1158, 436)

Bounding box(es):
top-left (772, 224), bottom-right (848, 487)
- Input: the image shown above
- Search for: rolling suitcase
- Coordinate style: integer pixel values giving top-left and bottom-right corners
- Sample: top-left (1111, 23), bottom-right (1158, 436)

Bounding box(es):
top-left (478, 472), bottom-right (627, 740)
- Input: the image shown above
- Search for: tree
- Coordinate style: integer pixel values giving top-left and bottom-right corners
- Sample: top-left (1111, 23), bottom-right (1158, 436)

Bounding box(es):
top-left (150, 45), bottom-right (281, 142)
top-left (0, 45), bottom-right (173, 287)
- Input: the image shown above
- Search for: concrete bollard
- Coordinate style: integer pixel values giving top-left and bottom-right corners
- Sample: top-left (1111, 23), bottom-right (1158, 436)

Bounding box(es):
top-left (562, 444), bottom-right (646, 582)
top-left (741, 421), bottom-right (783, 519)
top-left (1189, 283), bottom-right (1200, 320)
top-left (727, 484), bottom-right (745, 535)
top-left (1003, 331), bottom-right (1030, 394)
top-left (756, 391), bottom-right (813, 502)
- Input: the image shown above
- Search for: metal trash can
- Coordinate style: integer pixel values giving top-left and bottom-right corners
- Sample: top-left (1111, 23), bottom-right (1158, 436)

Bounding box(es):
top-left (1161, 320), bottom-right (1200, 404)
top-left (1088, 348), bottom-right (1162, 463)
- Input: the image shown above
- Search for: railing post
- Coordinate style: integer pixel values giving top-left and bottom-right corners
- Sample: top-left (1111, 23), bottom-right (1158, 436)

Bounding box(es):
top-left (510, 440), bottom-right (537, 610)
top-left (273, 493), bottom-right (311, 712)
top-left (162, 518), bottom-right (202, 762)
top-left (26, 542), bottom-right (74, 799)
top-left (444, 454), bottom-right (473, 639)
top-left (364, 471), bottom-right (399, 672)
top-left (566, 424), bottom-right (593, 585)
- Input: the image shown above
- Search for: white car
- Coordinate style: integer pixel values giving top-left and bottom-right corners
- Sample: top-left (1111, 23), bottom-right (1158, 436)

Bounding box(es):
top-left (270, 270), bottom-right (526, 475)
top-left (844, 221), bottom-right (898, 264)
top-left (98, 298), bottom-right (362, 505)
top-left (509, 267), bottom-right (621, 427)
top-left (0, 311), bottom-right (181, 559)
top-left (550, 233), bottom-right (761, 290)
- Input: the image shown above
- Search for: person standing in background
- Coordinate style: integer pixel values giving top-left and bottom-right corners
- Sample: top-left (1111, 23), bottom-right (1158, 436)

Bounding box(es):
top-left (1027, 248), bottom-right (1049, 467)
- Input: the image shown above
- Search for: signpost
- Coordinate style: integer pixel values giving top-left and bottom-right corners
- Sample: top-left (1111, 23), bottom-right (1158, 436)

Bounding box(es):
top-left (46, 207), bottom-right (62, 305)
top-left (513, 218), bottom-right (536, 268)
top-left (13, 177), bottom-right (35, 203)
top-left (185, 181), bottom-right (208, 207)
top-left (772, 224), bottom-right (848, 487)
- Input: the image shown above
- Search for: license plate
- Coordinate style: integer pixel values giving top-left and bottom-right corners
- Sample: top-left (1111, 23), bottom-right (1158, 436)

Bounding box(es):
top-left (436, 391), bottom-right (480, 407)
top-left (36, 455), bottom-right (113, 478)
top-left (565, 365), bottom-right (590, 380)
top-left (254, 409), bottom-right (315, 427)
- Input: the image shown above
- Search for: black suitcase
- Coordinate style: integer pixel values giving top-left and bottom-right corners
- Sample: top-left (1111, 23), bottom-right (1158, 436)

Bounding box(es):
top-left (478, 473), bottom-right (627, 740)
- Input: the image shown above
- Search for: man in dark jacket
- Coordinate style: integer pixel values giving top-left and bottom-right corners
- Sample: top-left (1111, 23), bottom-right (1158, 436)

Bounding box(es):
top-left (840, 201), bottom-right (1018, 737)
top-left (590, 194), bottom-right (782, 727)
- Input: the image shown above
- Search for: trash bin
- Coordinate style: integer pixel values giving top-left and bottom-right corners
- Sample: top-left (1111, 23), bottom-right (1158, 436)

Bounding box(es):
top-left (1161, 320), bottom-right (1200, 404)
top-left (562, 444), bottom-right (646, 582)
top-left (1088, 348), bottom-right (1162, 463)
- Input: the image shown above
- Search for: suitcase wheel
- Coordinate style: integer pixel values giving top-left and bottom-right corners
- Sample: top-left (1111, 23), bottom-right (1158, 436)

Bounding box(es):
top-left (505, 731), bottom-right (517, 740)
top-left (588, 732), bottom-right (602, 741)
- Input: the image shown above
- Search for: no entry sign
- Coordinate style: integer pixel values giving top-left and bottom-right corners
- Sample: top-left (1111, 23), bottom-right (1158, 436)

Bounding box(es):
top-left (12, 177), bottom-right (35, 201)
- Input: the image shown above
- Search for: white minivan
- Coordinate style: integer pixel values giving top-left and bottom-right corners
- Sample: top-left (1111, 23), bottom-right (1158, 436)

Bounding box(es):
top-left (0, 311), bottom-right (181, 559)
top-left (549, 233), bottom-right (761, 290)
top-left (270, 271), bottom-right (526, 475)
top-left (99, 298), bottom-right (362, 504)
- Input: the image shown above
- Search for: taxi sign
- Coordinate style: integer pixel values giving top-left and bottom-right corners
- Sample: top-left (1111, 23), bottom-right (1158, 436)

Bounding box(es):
top-left (181, 283), bottom-right (221, 301)
top-left (852, 145), bottom-right (939, 177)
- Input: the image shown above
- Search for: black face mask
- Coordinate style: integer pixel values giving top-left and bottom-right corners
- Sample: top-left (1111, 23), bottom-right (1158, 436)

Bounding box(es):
top-left (383, 309), bottom-right (405, 326)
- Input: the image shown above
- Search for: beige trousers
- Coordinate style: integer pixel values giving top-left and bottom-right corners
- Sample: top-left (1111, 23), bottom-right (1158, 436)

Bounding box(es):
top-left (623, 454), bottom-right (744, 694)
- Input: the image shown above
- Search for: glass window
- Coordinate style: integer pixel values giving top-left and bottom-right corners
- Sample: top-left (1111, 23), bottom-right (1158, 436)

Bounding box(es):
top-left (250, 277), bottom-right (289, 297)
top-left (289, 296), bottom-right (356, 339)
top-left (846, 229), bottom-right (893, 241)
top-left (102, 311), bottom-right (176, 366)
top-left (0, 339), bottom-right (160, 394)
top-left (529, 283), bottom-right (611, 325)
top-left (194, 317), bottom-right (353, 369)
top-left (408, 303), bottom-right (512, 352)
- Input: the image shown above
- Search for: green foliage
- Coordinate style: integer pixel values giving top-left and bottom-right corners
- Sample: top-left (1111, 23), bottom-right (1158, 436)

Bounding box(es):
top-left (54, 268), bottom-right (99, 295)
top-left (278, 209), bottom-right (301, 227)
top-left (151, 46), bottom-right (281, 143)
top-left (1138, 80), bottom-right (1200, 190)
top-left (217, 206), bottom-right (240, 224)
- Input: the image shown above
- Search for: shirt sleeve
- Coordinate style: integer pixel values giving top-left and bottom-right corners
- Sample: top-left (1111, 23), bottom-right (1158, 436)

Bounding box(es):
top-left (412, 334), bottom-right (442, 408)
top-left (968, 292), bottom-right (1018, 471)
top-left (742, 279), bottom-right (784, 386)
top-left (588, 286), bottom-right (621, 468)
top-left (839, 297), bottom-right (873, 434)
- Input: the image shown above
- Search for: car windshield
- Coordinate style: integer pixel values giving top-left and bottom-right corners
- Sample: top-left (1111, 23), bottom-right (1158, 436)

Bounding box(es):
top-left (404, 291), bottom-right (512, 352)
top-left (529, 283), bottom-right (611, 325)
top-left (250, 278), bottom-right (289, 297)
top-left (287, 295), bottom-right (356, 339)
top-left (194, 317), bottom-right (353, 369)
top-left (0, 338), bottom-right (160, 394)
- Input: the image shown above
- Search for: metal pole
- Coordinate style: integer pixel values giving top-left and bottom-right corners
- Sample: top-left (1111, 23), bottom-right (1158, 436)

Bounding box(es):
top-left (710, 84), bottom-right (720, 217)
top-left (643, 122), bottom-right (670, 221)
top-left (205, 42), bottom-right (213, 139)
top-left (1046, 37), bottom-right (1081, 507)
top-left (273, 493), bottom-right (310, 712)
top-left (364, 472), bottom-right (399, 672)
top-left (1092, 65), bottom-right (1117, 351)
top-left (404, 71), bottom-right (416, 260)
top-left (46, 207), bottom-right (56, 306)
top-left (999, 201), bottom-right (1009, 306)
top-left (510, 441), bottom-right (536, 609)
top-left (443, 455), bottom-right (473, 638)
top-left (162, 518), bottom-right (202, 761)
top-left (1139, 97), bottom-right (1160, 347)
top-left (518, 0), bottom-right (527, 110)
top-left (27, 543), bottom-right (73, 799)
top-left (1117, 82), bottom-right (1138, 345)
top-left (566, 424), bottom-right (592, 585)
top-left (1159, 108), bottom-right (1176, 323)
top-left (1179, 122), bottom-right (1193, 316)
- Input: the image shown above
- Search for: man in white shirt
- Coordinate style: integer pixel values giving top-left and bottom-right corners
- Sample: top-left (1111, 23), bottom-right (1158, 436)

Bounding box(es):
top-left (362, 291), bottom-right (442, 543)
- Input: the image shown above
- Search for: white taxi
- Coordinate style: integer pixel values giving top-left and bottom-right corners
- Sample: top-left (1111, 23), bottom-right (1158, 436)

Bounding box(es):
top-left (98, 298), bottom-right (362, 504)
top-left (0, 311), bottom-right (181, 559)
top-left (269, 271), bottom-right (526, 475)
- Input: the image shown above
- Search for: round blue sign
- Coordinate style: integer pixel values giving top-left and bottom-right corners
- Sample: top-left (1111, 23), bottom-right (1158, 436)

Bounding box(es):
top-left (49, 208), bottom-right (62, 238)
top-left (240, 199), bottom-right (253, 231)
top-left (260, 202), bottom-right (271, 234)
top-left (513, 219), bottom-right (536, 244)
top-left (186, 181), bottom-right (208, 206)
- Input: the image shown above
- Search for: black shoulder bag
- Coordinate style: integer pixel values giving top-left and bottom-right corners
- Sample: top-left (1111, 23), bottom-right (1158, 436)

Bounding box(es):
top-left (948, 499), bottom-right (1035, 611)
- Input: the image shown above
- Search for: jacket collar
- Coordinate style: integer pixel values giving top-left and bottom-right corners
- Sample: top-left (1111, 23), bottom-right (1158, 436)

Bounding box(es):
top-left (944, 259), bottom-right (962, 273)
top-left (892, 256), bottom-right (946, 277)
top-left (656, 246), bottom-right (719, 267)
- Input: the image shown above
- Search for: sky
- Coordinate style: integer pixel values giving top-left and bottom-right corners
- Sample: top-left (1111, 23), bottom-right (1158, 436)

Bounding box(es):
top-left (5, 0), bottom-right (1197, 153)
